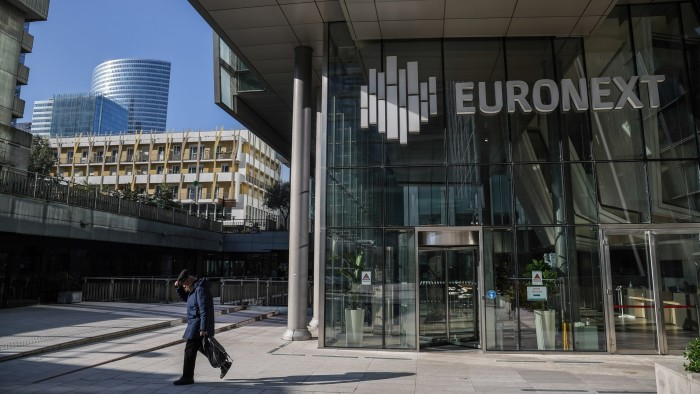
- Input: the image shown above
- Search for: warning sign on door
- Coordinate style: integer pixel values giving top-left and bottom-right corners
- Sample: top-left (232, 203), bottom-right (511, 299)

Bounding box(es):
top-left (532, 271), bottom-right (543, 285)
top-left (361, 271), bottom-right (372, 285)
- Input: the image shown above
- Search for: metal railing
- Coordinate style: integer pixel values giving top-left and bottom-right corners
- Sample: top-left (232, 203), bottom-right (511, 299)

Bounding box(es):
top-left (0, 170), bottom-right (222, 232)
top-left (220, 278), bottom-right (312, 306)
top-left (82, 276), bottom-right (308, 307)
top-left (82, 276), bottom-right (223, 303)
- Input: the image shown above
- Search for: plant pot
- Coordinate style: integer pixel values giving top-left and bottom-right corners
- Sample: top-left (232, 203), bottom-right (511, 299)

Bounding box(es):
top-left (57, 291), bottom-right (82, 304)
top-left (534, 309), bottom-right (555, 350)
top-left (345, 308), bottom-right (364, 347)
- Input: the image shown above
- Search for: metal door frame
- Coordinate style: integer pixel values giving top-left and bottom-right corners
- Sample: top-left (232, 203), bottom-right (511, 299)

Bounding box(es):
top-left (414, 227), bottom-right (483, 350)
top-left (601, 224), bottom-right (700, 355)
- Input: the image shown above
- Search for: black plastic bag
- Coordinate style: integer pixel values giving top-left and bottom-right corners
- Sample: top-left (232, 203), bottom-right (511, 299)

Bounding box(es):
top-left (201, 336), bottom-right (229, 368)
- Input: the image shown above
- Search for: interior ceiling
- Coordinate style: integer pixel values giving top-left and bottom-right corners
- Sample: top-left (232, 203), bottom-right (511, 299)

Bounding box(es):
top-left (189, 0), bottom-right (623, 160)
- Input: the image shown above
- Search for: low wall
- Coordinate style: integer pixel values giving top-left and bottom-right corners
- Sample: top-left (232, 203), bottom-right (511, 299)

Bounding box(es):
top-left (656, 362), bottom-right (700, 394)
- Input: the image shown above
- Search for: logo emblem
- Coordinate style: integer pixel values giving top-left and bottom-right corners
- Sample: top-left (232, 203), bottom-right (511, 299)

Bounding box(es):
top-left (360, 56), bottom-right (438, 144)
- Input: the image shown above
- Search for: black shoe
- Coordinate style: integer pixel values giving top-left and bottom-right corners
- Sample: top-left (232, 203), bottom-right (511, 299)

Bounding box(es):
top-left (220, 361), bottom-right (232, 379)
top-left (173, 377), bottom-right (194, 385)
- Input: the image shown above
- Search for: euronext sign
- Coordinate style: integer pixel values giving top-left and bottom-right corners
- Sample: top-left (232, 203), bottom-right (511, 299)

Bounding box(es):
top-left (455, 75), bottom-right (665, 115)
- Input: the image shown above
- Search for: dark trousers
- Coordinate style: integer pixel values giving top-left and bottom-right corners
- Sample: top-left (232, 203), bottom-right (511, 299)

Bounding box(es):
top-left (182, 337), bottom-right (203, 380)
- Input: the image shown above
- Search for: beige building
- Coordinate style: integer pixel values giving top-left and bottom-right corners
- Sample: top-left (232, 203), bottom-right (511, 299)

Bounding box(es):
top-left (50, 129), bottom-right (283, 224)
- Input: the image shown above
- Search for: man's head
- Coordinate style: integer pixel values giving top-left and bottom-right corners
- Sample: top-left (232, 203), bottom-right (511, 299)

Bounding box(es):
top-left (176, 269), bottom-right (196, 293)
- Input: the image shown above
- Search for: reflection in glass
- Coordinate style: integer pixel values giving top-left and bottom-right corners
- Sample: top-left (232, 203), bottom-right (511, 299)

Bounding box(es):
top-left (448, 165), bottom-right (512, 226)
top-left (327, 168), bottom-right (382, 228)
top-left (444, 40), bottom-right (508, 164)
top-left (596, 162), bottom-right (650, 223)
top-left (649, 161), bottom-right (700, 223)
top-left (513, 163), bottom-right (564, 225)
top-left (585, 6), bottom-right (644, 160)
top-left (655, 233), bottom-right (700, 351)
top-left (483, 229), bottom-right (516, 350)
top-left (385, 167), bottom-right (446, 226)
top-left (384, 229), bottom-right (417, 349)
top-left (324, 228), bottom-right (383, 348)
top-left (632, 4), bottom-right (695, 160)
top-left (607, 233), bottom-right (658, 352)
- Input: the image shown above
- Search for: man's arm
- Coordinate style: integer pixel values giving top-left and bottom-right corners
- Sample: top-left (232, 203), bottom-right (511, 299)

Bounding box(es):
top-left (196, 286), bottom-right (210, 335)
top-left (174, 281), bottom-right (188, 302)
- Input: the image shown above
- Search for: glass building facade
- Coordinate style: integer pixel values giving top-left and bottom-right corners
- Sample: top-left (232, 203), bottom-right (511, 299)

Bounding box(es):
top-left (90, 59), bottom-right (171, 133)
top-left (48, 94), bottom-right (128, 137)
top-left (323, 2), bottom-right (700, 354)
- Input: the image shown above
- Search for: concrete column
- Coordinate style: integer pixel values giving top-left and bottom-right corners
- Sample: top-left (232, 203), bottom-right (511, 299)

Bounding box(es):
top-left (283, 46), bottom-right (313, 341)
top-left (309, 89), bottom-right (325, 330)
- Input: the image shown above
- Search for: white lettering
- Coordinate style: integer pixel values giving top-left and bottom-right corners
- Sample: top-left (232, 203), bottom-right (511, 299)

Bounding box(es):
top-left (478, 81), bottom-right (503, 114)
top-left (506, 80), bottom-right (532, 113)
top-left (591, 77), bottom-right (614, 111)
top-left (639, 75), bottom-right (665, 108)
top-left (532, 79), bottom-right (559, 113)
top-left (613, 76), bottom-right (642, 109)
top-left (455, 82), bottom-right (475, 115)
top-left (452, 75), bottom-right (664, 115)
top-left (561, 78), bottom-right (588, 111)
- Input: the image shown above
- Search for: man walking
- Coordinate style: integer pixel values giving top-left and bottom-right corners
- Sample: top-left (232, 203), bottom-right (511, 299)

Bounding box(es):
top-left (173, 269), bottom-right (232, 385)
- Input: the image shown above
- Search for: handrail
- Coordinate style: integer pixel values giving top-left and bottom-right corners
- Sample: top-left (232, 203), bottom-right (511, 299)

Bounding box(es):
top-left (0, 169), bottom-right (222, 232)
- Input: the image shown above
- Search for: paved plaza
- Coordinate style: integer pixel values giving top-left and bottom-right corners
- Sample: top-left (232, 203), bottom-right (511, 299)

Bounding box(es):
top-left (0, 301), bottom-right (675, 393)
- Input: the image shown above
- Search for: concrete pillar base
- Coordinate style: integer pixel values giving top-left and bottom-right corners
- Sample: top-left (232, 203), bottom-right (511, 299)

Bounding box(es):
top-left (308, 318), bottom-right (319, 329)
top-left (282, 328), bottom-right (312, 341)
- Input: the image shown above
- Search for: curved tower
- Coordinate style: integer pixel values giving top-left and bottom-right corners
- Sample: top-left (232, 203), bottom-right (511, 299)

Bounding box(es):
top-left (91, 59), bottom-right (171, 132)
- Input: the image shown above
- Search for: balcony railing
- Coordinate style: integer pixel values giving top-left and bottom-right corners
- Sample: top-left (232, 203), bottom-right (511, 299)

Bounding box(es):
top-left (16, 63), bottom-right (29, 85)
top-left (12, 97), bottom-right (25, 118)
top-left (21, 30), bottom-right (34, 52)
top-left (0, 169), bottom-right (222, 232)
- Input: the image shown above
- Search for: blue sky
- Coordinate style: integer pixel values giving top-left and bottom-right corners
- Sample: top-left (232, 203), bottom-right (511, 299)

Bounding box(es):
top-left (19, 0), bottom-right (242, 131)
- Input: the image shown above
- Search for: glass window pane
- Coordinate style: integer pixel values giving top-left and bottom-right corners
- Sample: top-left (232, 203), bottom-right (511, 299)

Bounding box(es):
top-left (327, 23), bottom-right (382, 168)
top-left (682, 3), bottom-right (700, 152)
top-left (585, 7), bottom-right (645, 160)
top-left (324, 228), bottom-right (383, 348)
top-left (483, 228), bottom-right (516, 350)
top-left (448, 164), bottom-right (512, 226)
top-left (568, 162), bottom-right (598, 224)
top-left (649, 160), bottom-right (700, 223)
top-left (596, 162), bottom-right (650, 223)
top-left (516, 226), bottom-right (567, 350)
top-left (444, 40), bottom-right (509, 164)
top-left (327, 168), bottom-right (382, 228)
top-left (554, 38), bottom-right (593, 161)
top-left (384, 229), bottom-right (417, 349)
top-left (506, 39), bottom-right (561, 163)
top-left (570, 226), bottom-right (605, 351)
top-left (385, 167), bottom-right (446, 226)
top-left (513, 163), bottom-right (565, 225)
top-left (632, 4), bottom-right (695, 160)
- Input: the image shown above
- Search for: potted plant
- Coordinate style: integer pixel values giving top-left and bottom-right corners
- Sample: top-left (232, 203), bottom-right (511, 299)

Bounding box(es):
top-left (340, 252), bottom-right (367, 347)
top-left (57, 272), bottom-right (82, 304)
top-left (523, 258), bottom-right (558, 350)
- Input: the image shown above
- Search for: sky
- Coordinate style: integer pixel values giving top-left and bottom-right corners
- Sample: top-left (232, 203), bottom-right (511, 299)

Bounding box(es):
top-left (19, 0), bottom-right (243, 132)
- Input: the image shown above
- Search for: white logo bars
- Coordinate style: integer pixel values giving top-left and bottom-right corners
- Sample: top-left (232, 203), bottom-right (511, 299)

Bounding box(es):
top-left (360, 56), bottom-right (438, 144)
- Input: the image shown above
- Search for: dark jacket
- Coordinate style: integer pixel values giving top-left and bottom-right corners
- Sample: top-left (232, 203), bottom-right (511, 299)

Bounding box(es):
top-left (176, 277), bottom-right (215, 339)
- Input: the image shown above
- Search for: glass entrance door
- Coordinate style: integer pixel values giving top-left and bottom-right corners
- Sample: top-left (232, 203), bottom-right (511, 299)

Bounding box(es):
top-left (418, 247), bottom-right (479, 348)
top-left (604, 230), bottom-right (700, 354)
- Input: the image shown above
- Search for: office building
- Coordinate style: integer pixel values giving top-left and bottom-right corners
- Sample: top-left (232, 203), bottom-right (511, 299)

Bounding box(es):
top-left (45, 93), bottom-right (128, 137)
top-left (90, 59), bottom-right (171, 133)
top-left (51, 129), bottom-right (282, 224)
top-left (190, 0), bottom-right (700, 355)
top-left (0, 0), bottom-right (50, 171)
top-left (29, 98), bottom-right (52, 136)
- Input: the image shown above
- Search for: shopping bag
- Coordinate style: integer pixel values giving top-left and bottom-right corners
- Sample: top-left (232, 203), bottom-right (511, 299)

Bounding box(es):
top-left (201, 336), bottom-right (229, 368)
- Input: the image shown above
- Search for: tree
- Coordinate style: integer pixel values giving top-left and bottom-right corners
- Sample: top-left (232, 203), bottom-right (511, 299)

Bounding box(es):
top-left (28, 136), bottom-right (56, 175)
top-left (263, 181), bottom-right (290, 227)
top-left (150, 181), bottom-right (181, 209)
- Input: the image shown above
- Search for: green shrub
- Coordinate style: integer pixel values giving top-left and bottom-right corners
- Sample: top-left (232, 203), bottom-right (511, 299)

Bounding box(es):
top-left (684, 338), bottom-right (700, 372)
